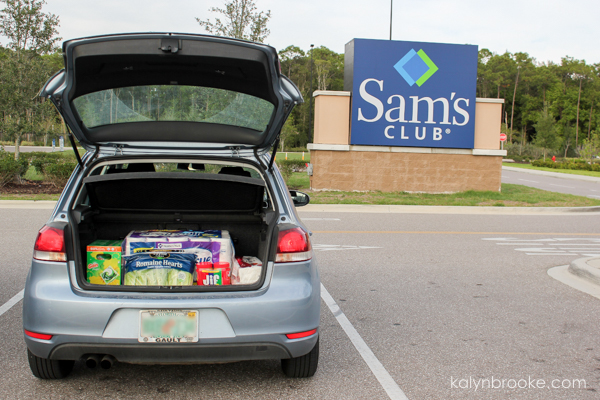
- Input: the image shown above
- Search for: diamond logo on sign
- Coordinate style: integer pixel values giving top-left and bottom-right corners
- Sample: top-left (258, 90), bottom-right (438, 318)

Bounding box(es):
top-left (394, 49), bottom-right (439, 87)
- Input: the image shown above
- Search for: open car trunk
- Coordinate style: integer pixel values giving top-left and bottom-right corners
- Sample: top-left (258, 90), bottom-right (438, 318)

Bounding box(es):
top-left (70, 167), bottom-right (277, 292)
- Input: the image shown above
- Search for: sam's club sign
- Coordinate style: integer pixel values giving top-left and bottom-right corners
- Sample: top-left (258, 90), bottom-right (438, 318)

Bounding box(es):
top-left (346, 39), bottom-right (478, 149)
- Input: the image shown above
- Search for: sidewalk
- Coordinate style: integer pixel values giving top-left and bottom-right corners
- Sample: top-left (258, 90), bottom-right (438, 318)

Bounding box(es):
top-left (569, 257), bottom-right (600, 287)
top-left (300, 204), bottom-right (600, 215)
top-left (502, 165), bottom-right (600, 183)
top-left (0, 200), bottom-right (57, 209)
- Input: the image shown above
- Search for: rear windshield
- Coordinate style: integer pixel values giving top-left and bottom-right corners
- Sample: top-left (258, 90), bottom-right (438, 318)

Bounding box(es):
top-left (72, 85), bottom-right (274, 131)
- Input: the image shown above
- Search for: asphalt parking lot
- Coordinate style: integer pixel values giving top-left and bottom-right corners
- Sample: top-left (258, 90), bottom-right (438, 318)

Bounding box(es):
top-left (1, 205), bottom-right (600, 399)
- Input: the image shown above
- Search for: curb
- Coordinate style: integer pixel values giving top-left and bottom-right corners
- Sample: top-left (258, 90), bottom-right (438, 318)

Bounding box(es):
top-left (502, 166), bottom-right (600, 183)
top-left (568, 257), bottom-right (600, 287)
top-left (0, 200), bottom-right (57, 209)
top-left (300, 204), bottom-right (600, 215)
top-left (1, 200), bottom-right (600, 214)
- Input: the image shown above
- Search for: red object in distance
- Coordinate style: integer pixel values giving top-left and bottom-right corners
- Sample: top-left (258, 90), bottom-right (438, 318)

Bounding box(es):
top-left (500, 133), bottom-right (507, 142)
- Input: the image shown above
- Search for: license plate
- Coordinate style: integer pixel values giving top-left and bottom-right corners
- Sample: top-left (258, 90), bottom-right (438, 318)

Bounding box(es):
top-left (139, 310), bottom-right (198, 343)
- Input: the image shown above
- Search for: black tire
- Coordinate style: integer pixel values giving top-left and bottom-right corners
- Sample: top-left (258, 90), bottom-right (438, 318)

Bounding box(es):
top-left (27, 349), bottom-right (74, 379)
top-left (281, 338), bottom-right (319, 378)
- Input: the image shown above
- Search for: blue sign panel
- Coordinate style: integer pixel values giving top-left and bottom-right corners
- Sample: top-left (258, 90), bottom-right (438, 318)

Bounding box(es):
top-left (348, 39), bottom-right (478, 149)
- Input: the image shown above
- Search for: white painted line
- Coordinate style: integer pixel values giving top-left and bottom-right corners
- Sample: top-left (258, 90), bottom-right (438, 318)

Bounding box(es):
top-left (0, 289), bottom-right (24, 317)
top-left (554, 238), bottom-right (600, 242)
top-left (321, 284), bottom-right (409, 400)
top-left (555, 244), bottom-right (600, 246)
top-left (550, 184), bottom-right (575, 188)
top-left (483, 238), bottom-right (556, 242)
top-left (515, 248), bottom-right (565, 253)
top-left (313, 244), bottom-right (383, 251)
top-left (559, 248), bottom-right (600, 250)
top-left (519, 179), bottom-right (539, 183)
top-left (526, 253), bottom-right (573, 256)
top-left (496, 243), bottom-right (542, 246)
top-left (548, 265), bottom-right (600, 300)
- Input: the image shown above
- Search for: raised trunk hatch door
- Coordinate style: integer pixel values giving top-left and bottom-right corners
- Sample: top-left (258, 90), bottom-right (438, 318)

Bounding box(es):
top-left (38, 33), bottom-right (303, 153)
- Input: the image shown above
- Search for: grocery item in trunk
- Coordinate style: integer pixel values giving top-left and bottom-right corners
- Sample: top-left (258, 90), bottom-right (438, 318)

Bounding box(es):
top-left (196, 261), bottom-right (231, 286)
top-left (122, 230), bottom-right (233, 265)
top-left (233, 256), bottom-right (263, 285)
top-left (198, 269), bottom-right (223, 285)
top-left (123, 253), bottom-right (195, 286)
top-left (86, 240), bottom-right (123, 285)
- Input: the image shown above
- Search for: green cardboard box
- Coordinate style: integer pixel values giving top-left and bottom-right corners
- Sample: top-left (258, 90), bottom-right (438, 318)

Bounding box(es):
top-left (87, 240), bottom-right (122, 285)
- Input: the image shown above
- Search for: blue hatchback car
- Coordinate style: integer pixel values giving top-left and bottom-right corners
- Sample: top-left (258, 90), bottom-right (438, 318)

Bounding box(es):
top-left (23, 33), bottom-right (320, 379)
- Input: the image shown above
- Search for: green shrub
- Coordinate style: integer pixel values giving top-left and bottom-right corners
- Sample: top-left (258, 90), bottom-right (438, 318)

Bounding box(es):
top-left (15, 153), bottom-right (33, 180)
top-left (0, 149), bottom-right (21, 188)
top-left (277, 160), bottom-right (294, 184)
top-left (45, 159), bottom-right (77, 187)
top-left (276, 159), bottom-right (307, 171)
top-left (532, 159), bottom-right (599, 172)
top-left (29, 152), bottom-right (68, 175)
top-left (275, 159), bottom-right (309, 186)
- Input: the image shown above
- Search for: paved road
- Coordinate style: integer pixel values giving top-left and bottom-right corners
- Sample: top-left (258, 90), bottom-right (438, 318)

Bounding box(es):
top-left (1, 206), bottom-right (600, 399)
top-left (502, 166), bottom-right (600, 199)
top-left (2, 145), bottom-right (58, 153)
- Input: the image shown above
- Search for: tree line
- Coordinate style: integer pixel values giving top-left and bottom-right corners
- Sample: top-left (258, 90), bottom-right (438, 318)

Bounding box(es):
top-left (1, 0), bottom-right (598, 160)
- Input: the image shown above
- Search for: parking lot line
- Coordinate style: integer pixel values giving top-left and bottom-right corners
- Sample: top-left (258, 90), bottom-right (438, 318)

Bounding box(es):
top-left (0, 289), bottom-right (24, 317)
top-left (321, 283), bottom-right (409, 400)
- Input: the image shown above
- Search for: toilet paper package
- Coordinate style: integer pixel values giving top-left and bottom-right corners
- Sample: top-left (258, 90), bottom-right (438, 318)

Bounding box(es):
top-left (122, 230), bottom-right (233, 265)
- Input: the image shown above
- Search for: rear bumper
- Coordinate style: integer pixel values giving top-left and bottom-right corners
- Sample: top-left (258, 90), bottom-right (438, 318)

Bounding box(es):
top-left (23, 257), bottom-right (320, 361)
top-left (26, 333), bottom-right (318, 363)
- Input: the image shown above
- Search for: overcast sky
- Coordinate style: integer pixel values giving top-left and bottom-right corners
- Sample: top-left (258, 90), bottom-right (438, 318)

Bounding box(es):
top-left (20, 0), bottom-right (600, 64)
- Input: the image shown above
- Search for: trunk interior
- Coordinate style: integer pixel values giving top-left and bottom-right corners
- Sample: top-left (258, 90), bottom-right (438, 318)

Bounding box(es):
top-left (70, 168), bottom-right (277, 291)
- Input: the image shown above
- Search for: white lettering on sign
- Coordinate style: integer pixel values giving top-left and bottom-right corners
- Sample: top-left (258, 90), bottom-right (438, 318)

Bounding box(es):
top-left (357, 79), bottom-right (384, 122)
top-left (384, 126), bottom-right (395, 139)
top-left (357, 79), bottom-right (471, 126)
top-left (385, 95), bottom-right (407, 122)
top-left (409, 96), bottom-right (450, 124)
top-left (452, 98), bottom-right (470, 126)
top-left (357, 78), bottom-right (473, 141)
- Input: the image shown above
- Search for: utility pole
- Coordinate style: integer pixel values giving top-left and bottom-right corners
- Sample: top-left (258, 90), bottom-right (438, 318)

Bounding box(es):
top-left (309, 44), bottom-right (314, 143)
top-left (575, 75), bottom-right (583, 148)
top-left (390, 0), bottom-right (393, 40)
top-left (510, 65), bottom-right (520, 143)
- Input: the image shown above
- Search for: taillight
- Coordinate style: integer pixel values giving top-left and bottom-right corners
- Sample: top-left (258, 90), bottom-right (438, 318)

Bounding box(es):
top-left (33, 225), bottom-right (67, 262)
top-left (276, 227), bottom-right (312, 263)
top-left (24, 329), bottom-right (53, 340)
top-left (286, 328), bottom-right (317, 340)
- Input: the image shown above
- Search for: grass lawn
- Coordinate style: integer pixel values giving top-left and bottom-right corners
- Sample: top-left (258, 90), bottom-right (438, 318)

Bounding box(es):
top-left (285, 172), bottom-right (600, 207)
top-left (3, 171), bottom-right (600, 207)
top-left (0, 194), bottom-right (61, 201)
top-left (504, 162), bottom-right (600, 178)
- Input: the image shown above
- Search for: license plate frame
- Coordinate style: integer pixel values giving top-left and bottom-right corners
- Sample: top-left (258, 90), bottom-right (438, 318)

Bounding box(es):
top-left (138, 310), bottom-right (198, 343)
